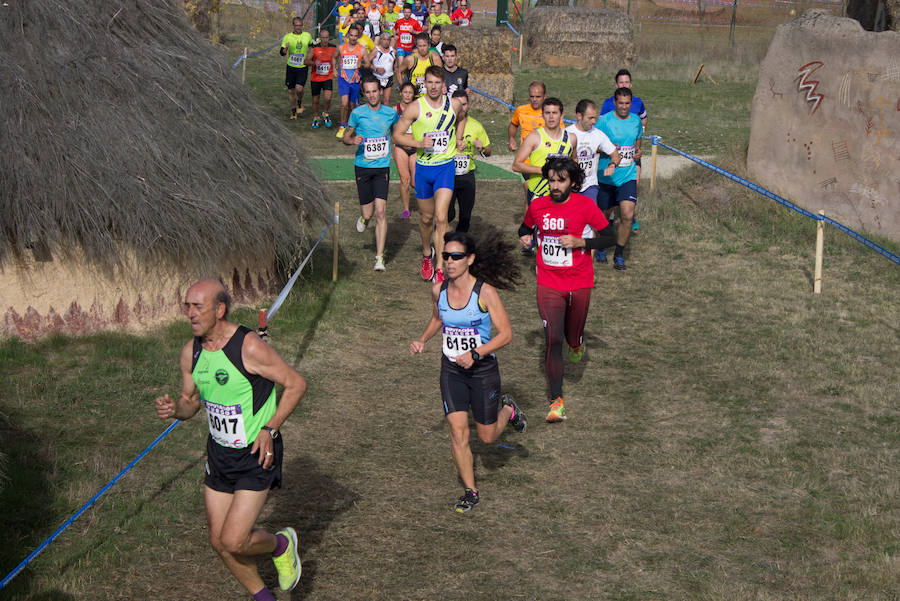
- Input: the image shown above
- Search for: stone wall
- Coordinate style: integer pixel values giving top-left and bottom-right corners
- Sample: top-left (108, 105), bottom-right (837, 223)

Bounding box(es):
top-left (747, 10), bottom-right (900, 241)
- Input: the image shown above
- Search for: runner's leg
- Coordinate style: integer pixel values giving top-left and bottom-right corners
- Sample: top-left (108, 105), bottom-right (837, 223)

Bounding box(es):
top-left (536, 285), bottom-right (567, 399)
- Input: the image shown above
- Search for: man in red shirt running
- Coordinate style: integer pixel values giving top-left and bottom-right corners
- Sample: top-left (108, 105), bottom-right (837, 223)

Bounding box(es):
top-left (451, 0), bottom-right (473, 26)
top-left (518, 156), bottom-right (616, 423)
top-left (395, 3), bottom-right (422, 58)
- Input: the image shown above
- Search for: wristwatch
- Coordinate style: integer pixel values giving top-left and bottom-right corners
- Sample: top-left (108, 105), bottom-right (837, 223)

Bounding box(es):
top-left (261, 426), bottom-right (279, 439)
top-left (470, 350), bottom-right (481, 362)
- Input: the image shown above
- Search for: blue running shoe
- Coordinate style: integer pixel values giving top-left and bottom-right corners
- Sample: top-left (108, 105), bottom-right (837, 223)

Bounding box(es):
top-left (632, 219), bottom-right (639, 232)
top-left (596, 250), bottom-right (607, 264)
top-left (311, 116), bottom-right (320, 129)
top-left (614, 256), bottom-right (626, 271)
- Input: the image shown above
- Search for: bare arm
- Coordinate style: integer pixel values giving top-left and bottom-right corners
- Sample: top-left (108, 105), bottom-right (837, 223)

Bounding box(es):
top-left (343, 124), bottom-right (362, 146)
top-left (154, 340), bottom-right (203, 421)
top-left (392, 101), bottom-right (421, 147)
top-left (507, 121), bottom-right (518, 151)
top-left (511, 130), bottom-right (542, 176)
top-left (410, 283), bottom-right (444, 354)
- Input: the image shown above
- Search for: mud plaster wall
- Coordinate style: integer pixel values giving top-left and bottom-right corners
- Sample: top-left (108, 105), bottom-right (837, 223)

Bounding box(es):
top-left (1, 252), bottom-right (278, 339)
top-left (747, 10), bottom-right (900, 242)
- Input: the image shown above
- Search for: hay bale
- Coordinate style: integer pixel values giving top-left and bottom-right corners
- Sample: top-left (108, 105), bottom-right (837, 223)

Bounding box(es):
top-left (442, 25), bottom-right (516, 73)
top-left (1, 0), bottom-right (332, 338)
top-left (468, 73), bottom-right (515, 111)
top-left (524, 7), bottom-right (635, 68)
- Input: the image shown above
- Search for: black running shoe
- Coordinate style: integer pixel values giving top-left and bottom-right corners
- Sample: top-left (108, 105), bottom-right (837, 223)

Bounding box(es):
top-left (454, 488), bottom-right (479, 513)
top-left (501, 393), bottom-right (527, 433)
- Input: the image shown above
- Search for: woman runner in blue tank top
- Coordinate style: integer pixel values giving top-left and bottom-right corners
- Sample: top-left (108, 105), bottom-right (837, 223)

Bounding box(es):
top-left (410, 230), bottom-right (527, 513)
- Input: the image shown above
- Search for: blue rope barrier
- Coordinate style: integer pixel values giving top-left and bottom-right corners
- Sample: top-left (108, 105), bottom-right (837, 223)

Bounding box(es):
top-left (232, 42), bottom-right (280, 69)
top-left (648, 135), bottom-right (900, 267)
top-left (468, 85), bottom-right (515, 110)
top-left (267, 224), bottom-right (329, 321)
top-left (499, 19), bottom-right (519, 36)
top-left (0, 420), bottom-right (182, 591)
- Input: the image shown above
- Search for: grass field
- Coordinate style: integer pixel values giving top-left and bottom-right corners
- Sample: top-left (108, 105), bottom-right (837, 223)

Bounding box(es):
top-left (2, 7), bottom-right (899, 601)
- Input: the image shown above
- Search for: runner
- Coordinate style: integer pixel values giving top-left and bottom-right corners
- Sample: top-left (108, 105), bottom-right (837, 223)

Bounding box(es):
top-left (517, 158), bottom-right (617, 421)
top-left (409, 230), bottom-right (525, 513)
top-left (309, 29), bottom-right (337, 129)
top-left (154, 279), bottom-right (307, 601)
top-left (400, 32), bottom-right (442, 98)
top-left (335, 25), bottom-right (369, 139)
top-left (280, 17), bottom-right (313, 120)
top-left (428, 24), bottom-right (444, 54)
top-left (392, 65), bottom-right (466, 282)
top-left (394, 3), bottom-right (423, 58)
top-left (508, 81), bottom-right (546, 211)
top-left (343, 76), bottom-right (399, 271)
top-left (411, 0), bottom-right (428, 26)
top-left (336, 0), bottom-right (354, 42)
top-left (564, 99), bottom-right (620, 263)
top-left (383, 0), bottom-right (401, 36)
top-left (596, 87), bottom-right (643, 270)
top-left (392, 81), bottom-right (418, 220)
top-left (512, 97), bottom-right (575, 205)
top-left (428, 2), bottom-right (452, 28)
top-left (441, 44), bottom-right (468, 97)
top-left (368, 32), bottom-right (397, 104)
top-left (451, 0), bottom-right (473, 26)
top-left (366, 1), bottom-right (383, 38)
top-left (447, 90), bottom-right (490, 233)
top-left (600, 69), bottom-right (648, 233)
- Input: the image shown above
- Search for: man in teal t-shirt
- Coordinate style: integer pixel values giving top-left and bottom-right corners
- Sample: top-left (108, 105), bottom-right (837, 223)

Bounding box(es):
top-left (280, 17), bottom-right (313, 120)
top-left (596, 87), bottom-right (643, 271)
top-left (343, 76), bottom-right (399, 272)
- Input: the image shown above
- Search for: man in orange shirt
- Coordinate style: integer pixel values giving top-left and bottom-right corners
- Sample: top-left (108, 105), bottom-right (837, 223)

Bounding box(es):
top-left (508, 81), bottom-right (546, 214)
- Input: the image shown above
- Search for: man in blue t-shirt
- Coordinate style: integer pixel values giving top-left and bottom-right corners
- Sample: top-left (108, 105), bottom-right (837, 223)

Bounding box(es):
top-left (596, 87), bottom-right (643, 271)
top-left (600, 68), bottom-right (648, 235)
top-left (343, 76), bottom-right (399, 272)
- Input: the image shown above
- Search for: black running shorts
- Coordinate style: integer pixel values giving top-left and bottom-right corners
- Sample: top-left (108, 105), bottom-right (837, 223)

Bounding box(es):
top-left (311, 79), bottom-right (333, 96)
top-left (355, 165), bottom-right (390, 205)
top-left (285, 65), bottom-right (309, 89)
top-left (439, 355), bottom-right (501, 425)
top-left (204, 434), bottom-right (283, 493)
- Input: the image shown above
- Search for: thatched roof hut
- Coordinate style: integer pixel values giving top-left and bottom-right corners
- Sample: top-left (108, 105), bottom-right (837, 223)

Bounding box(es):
top-left (524, 6), bottom-right (635, 68)
top-left (1, 0), bottom-right (331, 338)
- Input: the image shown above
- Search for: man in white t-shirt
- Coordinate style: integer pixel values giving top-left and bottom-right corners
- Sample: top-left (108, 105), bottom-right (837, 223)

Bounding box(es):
top-left (565, 99), bottom-right (620, 205)
top-left (565, 99), bottom-right (620, 266)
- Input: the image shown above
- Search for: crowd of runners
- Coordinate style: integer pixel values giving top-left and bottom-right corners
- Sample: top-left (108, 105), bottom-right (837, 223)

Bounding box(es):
top-left (150, 11), bottom-right (651, 600)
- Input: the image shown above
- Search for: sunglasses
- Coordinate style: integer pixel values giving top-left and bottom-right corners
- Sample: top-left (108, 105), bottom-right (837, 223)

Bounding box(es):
top-left (442, 251), bottom-right (467, 261)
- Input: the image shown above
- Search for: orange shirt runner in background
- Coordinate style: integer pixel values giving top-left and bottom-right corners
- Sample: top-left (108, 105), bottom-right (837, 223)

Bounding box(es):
top-left (510, 104), bottom-right (545, 143)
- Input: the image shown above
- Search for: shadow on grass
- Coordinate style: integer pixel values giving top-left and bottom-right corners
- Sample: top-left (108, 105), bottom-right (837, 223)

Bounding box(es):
top-left (259, 455), bottom-right (360, 601)
top-left (0, 418), bottom-right (74, 601)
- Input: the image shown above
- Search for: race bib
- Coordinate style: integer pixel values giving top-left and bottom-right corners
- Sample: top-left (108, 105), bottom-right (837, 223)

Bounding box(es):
top-left (454, 154), bottom-right (470, 175)
top-left (460, 17), bottom-right (469, 25)
top-left (400, 32), bottom-right (412, 45)
top-left (426, 130), bottom-right (450, 154)
top-left (618, 144), bottom-right (635, 167)
top-left (342, 55), bottom-right (359, 70)
top-left (288, 53), bottom-right (305, 67)
top-left (540, 235), bottom-right (572, 267)
top-left (315, 62), bottom-right (331, 75)
top-left (364, 136), bottom-right (389, 160)
top-left (577, 149), bottom-right (596, 174)
top-left (415, 77), bottom-right (426, 96)
top-left (442, 326), bottom-right (482, 361)
top-left (205, 401), bottom-right (248, 448)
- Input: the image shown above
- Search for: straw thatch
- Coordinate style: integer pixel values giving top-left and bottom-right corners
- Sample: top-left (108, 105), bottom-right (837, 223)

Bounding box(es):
top-left (524, 7), bottom-right (635, 67)
top-left (1, 0), bottom-right (331, 338)
top-left (442, 25), bottom-right (516, 73)
top-left (440, 26), bottom-right (516, 110)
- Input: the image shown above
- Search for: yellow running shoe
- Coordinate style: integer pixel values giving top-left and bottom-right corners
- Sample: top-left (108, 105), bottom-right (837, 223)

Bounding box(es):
top-left (568, 344), bottom-right (584, 363)
top-left (335, 125), bottom-right (345, 139)
top-left (545, 397), bottom-right (566, 423)
top-left (272, 527), bottom-right (302, 591)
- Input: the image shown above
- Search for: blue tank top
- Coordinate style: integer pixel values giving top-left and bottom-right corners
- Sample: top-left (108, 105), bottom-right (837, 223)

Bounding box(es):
top-left (437, 279), bottom-right (492, 361)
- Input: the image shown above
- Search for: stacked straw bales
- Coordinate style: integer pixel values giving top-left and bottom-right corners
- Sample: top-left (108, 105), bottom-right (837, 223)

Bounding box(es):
top-left (443, 26), bottom-right (517, 111)
top-left (1, 0), bottom-right (331, 339)
top-left (524, 7), bottom-right (635, 68)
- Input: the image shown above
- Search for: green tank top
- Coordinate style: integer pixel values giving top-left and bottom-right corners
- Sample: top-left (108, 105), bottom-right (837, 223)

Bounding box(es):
top-left (411, 95), bottom-right (457, 166)
top-left (527, 127), bottom-right (573, 196)
top-left (191, 326), bottom-right (276, 449)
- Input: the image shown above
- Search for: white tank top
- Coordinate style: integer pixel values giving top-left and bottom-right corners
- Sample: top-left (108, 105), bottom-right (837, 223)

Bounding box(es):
top-left (371, 47), bottom-right (395, 83)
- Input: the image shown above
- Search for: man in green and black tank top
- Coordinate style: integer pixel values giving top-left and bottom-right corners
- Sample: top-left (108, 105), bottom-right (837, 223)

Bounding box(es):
top-left (154, 279), bottom-right (308, 600)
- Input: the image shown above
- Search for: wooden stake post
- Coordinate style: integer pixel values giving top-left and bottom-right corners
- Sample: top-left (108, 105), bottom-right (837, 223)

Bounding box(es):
top-left (258, 308), bottom-right (269, 341)
top-left (814, 210), bottom-right (824, 294)
top-left (332, 201), bottom-right (340, 281)
top-left (649, 136), bottom-right (659, 192)
top-left (241, 47), bottom-right (247, 84)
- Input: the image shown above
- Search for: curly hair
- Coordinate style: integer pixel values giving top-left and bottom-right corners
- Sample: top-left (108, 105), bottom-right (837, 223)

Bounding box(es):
top-left (541, 156), bottom-right (585, 194)
top-left (444, 227), bottom-right (521, 291)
